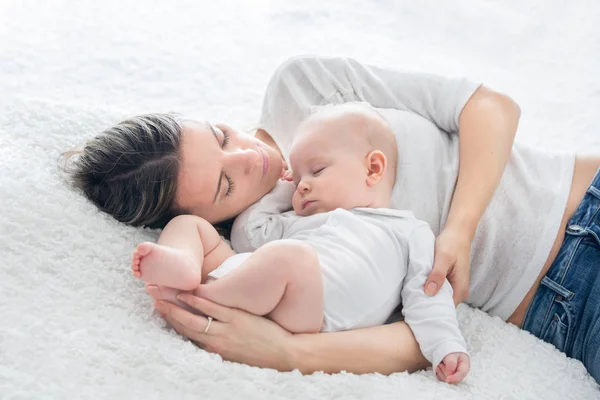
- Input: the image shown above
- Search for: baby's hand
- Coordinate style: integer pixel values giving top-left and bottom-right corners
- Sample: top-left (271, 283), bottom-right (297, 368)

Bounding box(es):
top-left (436, 352), bottom-right (470, 384)
top-left (280, 168), bottom-right (293, 182)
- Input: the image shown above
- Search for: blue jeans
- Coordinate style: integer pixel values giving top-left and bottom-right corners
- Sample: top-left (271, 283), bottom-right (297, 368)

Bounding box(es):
top-left (522, 168), bottom-right (600, 384)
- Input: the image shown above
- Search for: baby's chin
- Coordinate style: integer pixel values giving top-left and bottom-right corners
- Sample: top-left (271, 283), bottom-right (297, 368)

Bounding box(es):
top-left (293, 203), bottom-right (334, 217)
top-left (292, 203), bottom-right (311, 217)
top-left (292, 205), bottom-right (307, 216)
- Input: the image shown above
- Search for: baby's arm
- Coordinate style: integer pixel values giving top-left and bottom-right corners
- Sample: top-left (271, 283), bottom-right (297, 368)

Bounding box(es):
top-left (197, 239), bottom-right (324, 333)
top-left (230, 180), bottom-right (296, 252)
top-left (401, 225), bottom-right (469, 384)
top-left (131, 215), bottom-right (235, 290)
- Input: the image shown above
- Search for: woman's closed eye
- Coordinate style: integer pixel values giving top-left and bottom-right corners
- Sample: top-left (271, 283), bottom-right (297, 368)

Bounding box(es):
top-left (225, 174), bottom-right (235, 197)
top-left (218, 127), bottom-right (234, 197)
top-left (221, 128), bottom-right (231, 148)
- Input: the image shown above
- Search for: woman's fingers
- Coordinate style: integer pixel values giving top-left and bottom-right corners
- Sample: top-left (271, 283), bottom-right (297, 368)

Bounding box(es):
top-left (445, 254), bottom-right (470, 305)
top-left (427, 227), bottom-right (473, 303)
top-left (155, 300), bottom-right (222, 337)
top-left (176, 293), bottom-right (233, 323)
top-left (163, 312), bottom-right (205, 339)
top-left (426, 249), bottom-right (471, 304)
top-left (425, 249), bottom-right (451, 296)
top-left (168, 315), bottom-right (215, 344)
top-left (449, 263), bottom-right (470, 305)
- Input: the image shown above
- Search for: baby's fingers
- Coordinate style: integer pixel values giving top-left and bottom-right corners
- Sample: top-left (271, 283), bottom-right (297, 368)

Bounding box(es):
top-left (280, 170), bottom-right (293, 181)
top-left (443, 354), bottom-right (458, 375)
top-left (435, 364), bottom-right (447, 382)
top-left (445, 354), bottom-right (470, 384)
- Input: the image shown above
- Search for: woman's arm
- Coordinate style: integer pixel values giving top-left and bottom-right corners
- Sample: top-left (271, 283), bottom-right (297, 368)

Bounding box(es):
top-left (258, 55), bottom-right (481, 159)
top-left (424, 85), bottom-right (521, 302)
top-left (448, 85), bottom-right (520, 239)
top-left (155, 294), bottom-right (429, 375)
top-left (290, 321), bottom-right (429, 375)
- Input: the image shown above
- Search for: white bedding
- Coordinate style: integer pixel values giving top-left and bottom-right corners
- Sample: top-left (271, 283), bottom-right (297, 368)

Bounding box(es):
top-left (1, 0), bottom-right (599, 398)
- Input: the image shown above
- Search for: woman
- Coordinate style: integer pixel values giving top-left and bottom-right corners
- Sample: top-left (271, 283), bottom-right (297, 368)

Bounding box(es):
top-left (65, 55), bottom-right (600, 382)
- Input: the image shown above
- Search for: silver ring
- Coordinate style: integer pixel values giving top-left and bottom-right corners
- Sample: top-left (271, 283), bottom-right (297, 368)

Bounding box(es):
top-left (203, 316), bottom-right (213, 334)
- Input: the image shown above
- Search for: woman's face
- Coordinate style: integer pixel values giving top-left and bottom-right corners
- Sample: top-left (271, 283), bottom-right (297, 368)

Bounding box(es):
top-left (175, 120), bottom-right (284, 224)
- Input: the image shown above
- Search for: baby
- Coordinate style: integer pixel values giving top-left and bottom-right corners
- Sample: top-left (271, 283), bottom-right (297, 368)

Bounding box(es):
top-left (132, 103), bottom-right (469, 383)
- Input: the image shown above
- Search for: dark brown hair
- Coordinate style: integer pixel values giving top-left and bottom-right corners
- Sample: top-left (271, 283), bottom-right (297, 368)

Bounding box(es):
top-left (60, 113), bottom-right (186, 229)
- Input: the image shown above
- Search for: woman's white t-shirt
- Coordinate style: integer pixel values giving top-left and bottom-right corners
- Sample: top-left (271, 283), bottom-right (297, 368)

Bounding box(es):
top-left (237, 55), bottom-right (574, 321)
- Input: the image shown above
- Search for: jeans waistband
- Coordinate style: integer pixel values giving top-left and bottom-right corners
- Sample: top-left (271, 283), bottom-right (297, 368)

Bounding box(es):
top-left (539, 167), bottom-right (600, 293)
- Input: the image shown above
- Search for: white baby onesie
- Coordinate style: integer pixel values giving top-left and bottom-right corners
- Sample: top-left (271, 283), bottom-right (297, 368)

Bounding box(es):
top-left (212, 181), bottom-right (467, 368)
top-left (257, 55), bottom-right (575, 321)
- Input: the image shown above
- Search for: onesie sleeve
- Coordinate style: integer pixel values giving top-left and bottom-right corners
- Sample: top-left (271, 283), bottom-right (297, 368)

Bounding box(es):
top-left (230, 180), bottom-right (297, 252)
top-left (259, 55), bottom-right (481, 159)
top-left (401, 224), bottom-right (468, 370)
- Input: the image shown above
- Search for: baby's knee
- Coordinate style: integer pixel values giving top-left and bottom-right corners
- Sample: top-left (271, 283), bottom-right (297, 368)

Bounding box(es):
top-left (166, 214), bottom-right (214, 231)
top-left (166, 214), bottom-right (203, 226)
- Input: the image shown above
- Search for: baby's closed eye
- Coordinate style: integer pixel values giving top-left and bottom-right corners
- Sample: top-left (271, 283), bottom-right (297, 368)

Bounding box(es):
top-left (312, 167), bottom-right (325, 176)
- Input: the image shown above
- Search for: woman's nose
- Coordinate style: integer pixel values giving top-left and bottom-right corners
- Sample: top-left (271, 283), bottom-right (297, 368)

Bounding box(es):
top-left (228, 148), bottom-right (260, 173)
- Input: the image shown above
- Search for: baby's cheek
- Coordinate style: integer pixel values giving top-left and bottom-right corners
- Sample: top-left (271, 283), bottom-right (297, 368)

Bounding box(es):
top-left (291, 192), bottom-right (302, 214)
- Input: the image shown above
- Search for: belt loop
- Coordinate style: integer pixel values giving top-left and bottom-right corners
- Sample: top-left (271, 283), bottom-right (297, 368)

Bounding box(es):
top-left (588, 186), bottom-right (600, 200)
top-left (540, 276), bottom-right (575, 300)
top-left (584, 226), bottom-right (600, 246)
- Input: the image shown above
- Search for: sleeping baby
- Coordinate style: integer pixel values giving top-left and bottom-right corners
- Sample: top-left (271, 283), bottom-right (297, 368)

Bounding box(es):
top-left (132, 103), bottom-right (469, 383)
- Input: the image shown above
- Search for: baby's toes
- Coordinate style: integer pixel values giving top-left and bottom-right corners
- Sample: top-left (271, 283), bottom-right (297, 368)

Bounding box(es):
top-left (131, 256), bottom-right (142, 277)
top-left (136, 242), bottom-right (155, 257)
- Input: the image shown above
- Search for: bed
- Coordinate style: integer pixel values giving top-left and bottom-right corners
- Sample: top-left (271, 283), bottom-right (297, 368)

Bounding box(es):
top-left (1, 0), bottom-right (599, 398)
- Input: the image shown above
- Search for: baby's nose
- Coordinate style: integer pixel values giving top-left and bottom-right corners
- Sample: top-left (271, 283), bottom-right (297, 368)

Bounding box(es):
top-left (297, 181), bottom-right (310, 193)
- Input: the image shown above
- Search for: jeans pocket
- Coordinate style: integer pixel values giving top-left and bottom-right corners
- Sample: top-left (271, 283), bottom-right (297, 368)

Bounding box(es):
top-left (541, 313), bottom-right (569, 352)
top-left (541, 297), bottom-right (574, 353)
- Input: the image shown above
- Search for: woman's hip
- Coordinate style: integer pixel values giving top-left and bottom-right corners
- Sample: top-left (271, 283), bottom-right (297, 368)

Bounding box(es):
top-left (508, 156), bottom-right (600, 326)
top-left (522, 167), bottom-right (600, 383)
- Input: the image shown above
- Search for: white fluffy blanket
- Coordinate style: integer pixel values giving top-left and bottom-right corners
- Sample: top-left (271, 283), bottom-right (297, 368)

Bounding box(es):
top-left (1, 0), bottom-right (599, 398)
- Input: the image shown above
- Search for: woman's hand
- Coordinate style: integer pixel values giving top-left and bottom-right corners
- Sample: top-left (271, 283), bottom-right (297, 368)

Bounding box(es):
top-left (424, 227), bottom-right (473, 305)
top-left (154, 294), bottom-right (295, 371)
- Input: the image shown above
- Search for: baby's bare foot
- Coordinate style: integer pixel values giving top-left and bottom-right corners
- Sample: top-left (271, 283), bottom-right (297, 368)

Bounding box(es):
top-left (131, 242), bottom-right (201, 290)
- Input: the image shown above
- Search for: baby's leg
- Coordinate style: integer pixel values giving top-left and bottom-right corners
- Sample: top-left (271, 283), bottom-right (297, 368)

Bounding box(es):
top-left (131, 215), bottom-right (204, 290)
top-left (197, 239), bottom-right (324, 333)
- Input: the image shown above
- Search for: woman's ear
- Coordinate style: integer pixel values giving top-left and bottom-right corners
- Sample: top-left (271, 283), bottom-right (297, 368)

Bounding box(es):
top-left (365, 150), bottom-right (387, 187)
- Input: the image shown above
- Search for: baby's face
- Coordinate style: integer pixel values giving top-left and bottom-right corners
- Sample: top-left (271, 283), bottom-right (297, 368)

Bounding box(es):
top-left (289, 127), bottom-right (370, 217)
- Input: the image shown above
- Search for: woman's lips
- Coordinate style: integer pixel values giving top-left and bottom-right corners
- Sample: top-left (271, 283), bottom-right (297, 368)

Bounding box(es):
top-left (259, 148), bottom-right (269, 177)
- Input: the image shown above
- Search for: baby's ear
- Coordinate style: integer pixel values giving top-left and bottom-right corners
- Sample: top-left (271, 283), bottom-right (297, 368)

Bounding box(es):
top-left (365, 150), bottom-right (387, 187)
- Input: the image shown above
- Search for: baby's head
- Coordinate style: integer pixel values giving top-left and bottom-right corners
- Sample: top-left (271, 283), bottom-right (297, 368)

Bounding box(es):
top-left (289, 103), bottom-right (397, 216)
